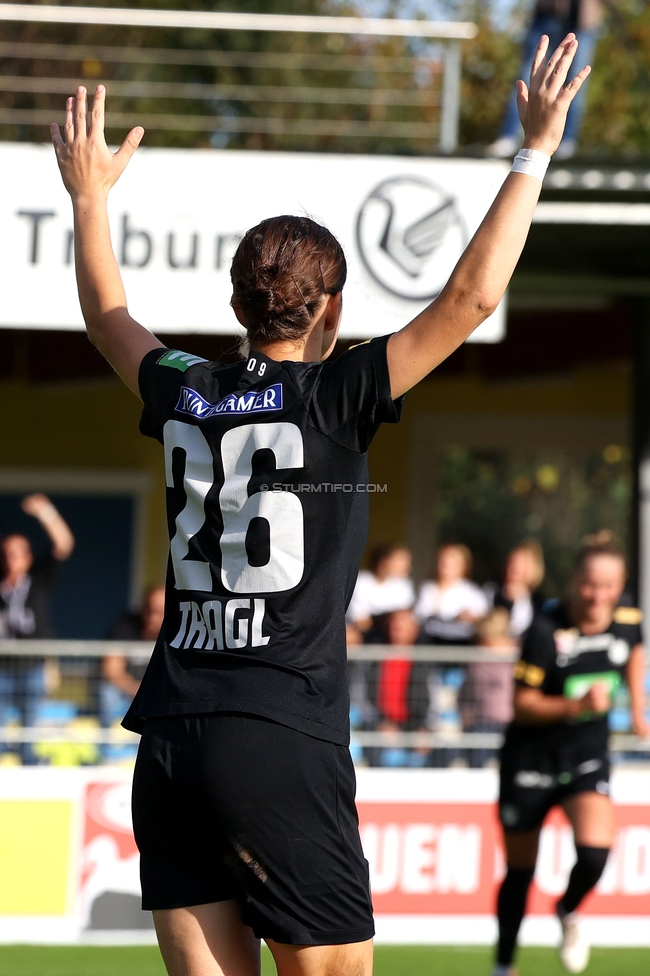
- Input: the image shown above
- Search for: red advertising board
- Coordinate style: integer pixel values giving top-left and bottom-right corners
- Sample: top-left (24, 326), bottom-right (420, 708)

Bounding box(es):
top-left (357, 801), bottom-right (650, 918)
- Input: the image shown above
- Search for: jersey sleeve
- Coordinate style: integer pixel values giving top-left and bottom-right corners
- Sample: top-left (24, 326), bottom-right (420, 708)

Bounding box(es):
top-left (139, 348), bottom-right (208, 442)
top-left (310, 334), bottom-right (404, 452)
top-left (514, 615), bottom-right (556, 691)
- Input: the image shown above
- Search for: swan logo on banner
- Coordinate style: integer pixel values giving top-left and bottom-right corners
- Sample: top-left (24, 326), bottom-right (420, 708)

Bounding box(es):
top-left (355, 176), bottom-right (467, 302)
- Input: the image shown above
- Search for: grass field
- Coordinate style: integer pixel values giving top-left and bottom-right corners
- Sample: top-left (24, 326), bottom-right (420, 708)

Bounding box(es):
top-left (1, 945), bottom-right (649, 975)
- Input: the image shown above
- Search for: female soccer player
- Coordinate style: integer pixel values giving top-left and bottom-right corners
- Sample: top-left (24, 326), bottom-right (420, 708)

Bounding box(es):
top-left (495, 538), bottom-right (648, 976)
top-left (52, 34), bottom-right (588, 976)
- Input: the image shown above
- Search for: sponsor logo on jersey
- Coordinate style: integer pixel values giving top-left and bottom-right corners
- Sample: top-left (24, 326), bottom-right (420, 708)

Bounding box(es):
top-left (563, 670), bottom-right (622, 719)
top-left (157, 350), bottom-right (208, 372)
top-left (553, 628), bottom-right (626, 667)
top-left (175, 383), bottom-right (283, 419)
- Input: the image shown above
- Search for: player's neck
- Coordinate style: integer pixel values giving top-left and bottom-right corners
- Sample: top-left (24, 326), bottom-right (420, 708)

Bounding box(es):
top-left (251, 339), bottom-right (312, 362)
top-left (251, 324), bottom-right (330, 364)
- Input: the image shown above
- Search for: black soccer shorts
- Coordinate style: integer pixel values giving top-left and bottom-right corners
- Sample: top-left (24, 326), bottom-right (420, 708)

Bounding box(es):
top-left (132, 712), bottom-right (374, 946)
top-left (498, 734), bottom-right (611, 833)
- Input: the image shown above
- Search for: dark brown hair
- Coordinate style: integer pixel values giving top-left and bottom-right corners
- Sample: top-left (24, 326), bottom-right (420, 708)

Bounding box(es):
top-left (368, 542), bottom-right (400, 575)
top-left (230, 215), bottom-right (347, 344)
top-left (574, 530), bottom-right (626, 575)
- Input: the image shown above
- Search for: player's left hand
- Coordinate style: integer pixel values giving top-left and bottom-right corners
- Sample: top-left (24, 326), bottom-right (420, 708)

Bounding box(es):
top-left (517, 33), bottom-right (591, 156)
top-left (51, 86), bottom-right (144, 200)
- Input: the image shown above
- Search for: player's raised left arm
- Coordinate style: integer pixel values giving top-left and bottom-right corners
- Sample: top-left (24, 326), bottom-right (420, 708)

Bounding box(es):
top-left (625, 643), bottom-right (649, 738)
top-left (386, 34), bottom-right (590, 399)
top-left (51, 86), bottom-right (164, 398)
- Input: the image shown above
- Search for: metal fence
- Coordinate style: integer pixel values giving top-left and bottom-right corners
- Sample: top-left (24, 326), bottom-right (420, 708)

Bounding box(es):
top-left (0, 4), bottom-right (477, 153)
top-left (0, 640), bottom-right (647, 767)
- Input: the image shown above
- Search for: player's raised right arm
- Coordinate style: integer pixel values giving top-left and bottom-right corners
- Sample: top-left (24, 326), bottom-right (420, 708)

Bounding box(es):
top-left (51, 85), bottom-right (164, 398)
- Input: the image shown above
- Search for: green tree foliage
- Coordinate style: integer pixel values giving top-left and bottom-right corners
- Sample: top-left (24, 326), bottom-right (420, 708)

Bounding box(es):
top-left (437, 444), bottom-right (632, 594)
top-left (458, 0), bottom-right (521, 149)
top-left (581, 0), bottom-right (650, 154)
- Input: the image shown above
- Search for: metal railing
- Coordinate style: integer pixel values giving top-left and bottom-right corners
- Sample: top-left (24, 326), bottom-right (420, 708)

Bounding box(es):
top-left (0, 640), bottom-right (647, 763)
top-left (0, 4), bottom-right (477, 152)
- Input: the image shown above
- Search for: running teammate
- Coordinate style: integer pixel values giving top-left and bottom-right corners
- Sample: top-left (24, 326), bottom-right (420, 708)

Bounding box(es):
top-left (52, 34), bottom-right (589, 976)
top-left (494, 538), bottom-right (648, 976)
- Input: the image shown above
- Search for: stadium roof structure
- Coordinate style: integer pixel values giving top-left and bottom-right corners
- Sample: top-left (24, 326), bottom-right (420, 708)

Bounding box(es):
top-left (521, 162), bottom-right (650, 303)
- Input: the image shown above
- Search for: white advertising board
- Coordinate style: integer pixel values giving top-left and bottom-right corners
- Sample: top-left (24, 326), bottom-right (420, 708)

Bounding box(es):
top-left (1, 767), bottom-right (649, 946)
top-left (0, 144), bottom-right (508, 340)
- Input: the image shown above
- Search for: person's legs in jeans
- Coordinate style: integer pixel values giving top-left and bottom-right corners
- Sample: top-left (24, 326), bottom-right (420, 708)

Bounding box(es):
top-left (501, 15), bottom-right (566, 142)
top-left (467, 719), bottom-right (504, 769)
top-left (561, 28), bottom-right (598, 144)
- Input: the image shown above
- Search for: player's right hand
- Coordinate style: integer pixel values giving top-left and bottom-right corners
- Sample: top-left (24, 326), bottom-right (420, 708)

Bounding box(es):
top-left (579, 681), bottom-right (611, 715)
top-left (516, 33), bottom-right (591, 157)
top-left (50, 86), bottom-right (144, 200)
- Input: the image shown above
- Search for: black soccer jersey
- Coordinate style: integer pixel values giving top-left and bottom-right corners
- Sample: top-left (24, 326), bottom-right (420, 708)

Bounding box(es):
top-left (123, 336), bottom-right (403, 744)
top-left (504, 602), bottom-right (643, 756)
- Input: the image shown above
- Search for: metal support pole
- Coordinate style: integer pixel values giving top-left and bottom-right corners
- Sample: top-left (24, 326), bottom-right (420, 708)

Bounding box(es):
top-left (439, 39), bottom-right (461, 154)
top-left (633, 299), bottom-right (650, 615)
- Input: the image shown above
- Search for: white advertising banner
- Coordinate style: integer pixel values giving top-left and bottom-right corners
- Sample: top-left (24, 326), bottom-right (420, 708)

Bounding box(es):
top-left (1, 767), bottom-right (649, 946)
top-left (0, 144), bottom-right (508, 340)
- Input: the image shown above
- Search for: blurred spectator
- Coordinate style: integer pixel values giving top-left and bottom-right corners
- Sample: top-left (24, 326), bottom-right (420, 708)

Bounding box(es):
top-left (0, 494), bottom-right (75, 763)
top-left (459, 608), bottom-right (516, 768)
top-left (366, 608), bottom-right (431, 767)
top-left (100, 586), bottom-right (164, 727)
top-left (415, 543), bottom-right (489, 644)
top-left (490, 540), bottom-right (545, 638)
top-left (488, 0), bottom-right (604, 160)
top-left (347, 542), bottom-right (414, 641)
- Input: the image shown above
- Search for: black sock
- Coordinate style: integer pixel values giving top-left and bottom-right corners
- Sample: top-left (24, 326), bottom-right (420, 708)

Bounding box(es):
top-left (496, 866), bottom-right (535, 967)
top-left (558, 845), bottom-right (610, 916)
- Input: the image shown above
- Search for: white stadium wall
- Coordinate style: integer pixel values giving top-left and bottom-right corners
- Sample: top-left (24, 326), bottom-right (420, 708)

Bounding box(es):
top-left (0, 144), bottom-right (508, 341)
top-left (1, 766), bottom-right (649, 946)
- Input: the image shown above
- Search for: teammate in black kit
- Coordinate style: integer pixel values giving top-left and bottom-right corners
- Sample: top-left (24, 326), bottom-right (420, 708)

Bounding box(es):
top-left (51, 33), bottom-right (589, 976)
top-left (494, 538), bottom-right (648, 976)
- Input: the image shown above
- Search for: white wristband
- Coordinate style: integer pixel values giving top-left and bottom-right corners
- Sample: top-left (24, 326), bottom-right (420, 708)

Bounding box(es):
top-left (511, 148), bottom-right (550, 183)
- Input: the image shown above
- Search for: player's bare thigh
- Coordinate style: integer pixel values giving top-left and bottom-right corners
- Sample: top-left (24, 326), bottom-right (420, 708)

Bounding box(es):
top-left (266, 937), bottom-right (373, 976)
top-left (153, 901), bottom-right (260, 976)
top-left (561, 791), bottom-right (616, 847)
top-left (153, 902), bottom-right (373, 976)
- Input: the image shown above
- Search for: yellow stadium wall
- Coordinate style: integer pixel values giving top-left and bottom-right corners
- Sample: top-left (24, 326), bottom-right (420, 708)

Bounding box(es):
top-left (366, 361), bottom-right (632, 562)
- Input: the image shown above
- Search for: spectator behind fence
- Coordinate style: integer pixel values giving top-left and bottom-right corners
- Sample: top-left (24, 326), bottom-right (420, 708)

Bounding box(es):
top-left (459, 608), bottom-right (516, 768)
top-left (101, 586), bottom-right (165, 727)
top-left (0, 494), bottom-right (75, 762)
top-left (488, 0), bottom-right (604, 160)
top-left (490, 540), bottom-right (546, 638)
top-left (415, 543), bottom-right (489, 644)
top-left (347, 542), bottom-right (414, 642)
top-left (366, 608), bottom-right (431, 767)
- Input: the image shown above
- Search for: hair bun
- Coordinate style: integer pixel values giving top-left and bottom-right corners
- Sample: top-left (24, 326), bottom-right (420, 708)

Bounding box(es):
top-left (230, 215), bottom-right (347, 343)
